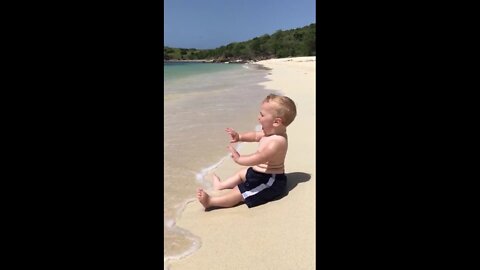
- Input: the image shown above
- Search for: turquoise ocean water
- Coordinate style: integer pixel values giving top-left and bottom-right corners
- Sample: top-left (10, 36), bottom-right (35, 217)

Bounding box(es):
top-left (163, 62), bottom-right (275, 268)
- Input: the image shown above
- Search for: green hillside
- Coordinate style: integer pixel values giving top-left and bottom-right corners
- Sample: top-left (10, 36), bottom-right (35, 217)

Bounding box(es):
top-left (164, 23), bottom-right (315, 62)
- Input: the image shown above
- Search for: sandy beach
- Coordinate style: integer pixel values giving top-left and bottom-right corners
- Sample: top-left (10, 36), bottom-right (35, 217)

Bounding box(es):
top-left (168, 56), bottom-right (316, 270)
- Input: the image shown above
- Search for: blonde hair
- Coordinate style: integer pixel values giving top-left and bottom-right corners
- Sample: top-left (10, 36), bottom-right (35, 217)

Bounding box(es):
top-left (263, 94), bottom-right (297, 126)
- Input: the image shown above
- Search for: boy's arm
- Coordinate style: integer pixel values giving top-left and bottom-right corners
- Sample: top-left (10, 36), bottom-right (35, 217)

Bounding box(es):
top-left (239, 131), bottom-right (264, 142)
top-left (227, 141), bottom-right (277, 166)
top-left (226, 128), bottom-right (264, 142)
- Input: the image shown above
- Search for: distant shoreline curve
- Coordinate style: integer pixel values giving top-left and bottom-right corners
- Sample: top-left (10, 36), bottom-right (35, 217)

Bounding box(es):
top-left (164, 59), bottom-right (259, 64)
top-left (164, 59), bottom-right (212, 63)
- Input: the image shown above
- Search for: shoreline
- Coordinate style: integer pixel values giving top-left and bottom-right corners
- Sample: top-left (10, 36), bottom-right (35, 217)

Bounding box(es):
top-left (168, 56), bottom-right (316, 270)
top-left (163, 63), bottom-right (274, 268)
top-left (163, 132), bottom-right (258, 268)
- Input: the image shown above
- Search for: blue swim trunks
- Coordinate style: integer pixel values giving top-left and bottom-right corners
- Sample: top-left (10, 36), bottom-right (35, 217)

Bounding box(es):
top-left (238, 167), bottom-right (287, 208)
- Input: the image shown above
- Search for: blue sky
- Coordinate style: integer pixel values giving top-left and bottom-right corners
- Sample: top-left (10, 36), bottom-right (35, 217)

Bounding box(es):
top-left (164, 0), bottom-right (316, 49)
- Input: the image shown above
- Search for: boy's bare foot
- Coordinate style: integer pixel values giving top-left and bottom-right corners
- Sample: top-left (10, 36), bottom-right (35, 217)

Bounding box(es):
top-left (212, 173), bottom-right (222, 190)
top-left (197, 188), bottom-right (210, 209)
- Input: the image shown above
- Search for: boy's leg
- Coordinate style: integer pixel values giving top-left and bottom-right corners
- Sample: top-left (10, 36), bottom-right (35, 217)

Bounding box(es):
top-left (213, 167), bottom-right (248, 190)
top-left (197, 187), bottom-right (244, 210)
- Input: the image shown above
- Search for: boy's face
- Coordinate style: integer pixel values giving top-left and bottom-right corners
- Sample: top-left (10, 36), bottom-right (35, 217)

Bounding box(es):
top-left (258, 101), bottom-right (282, 133)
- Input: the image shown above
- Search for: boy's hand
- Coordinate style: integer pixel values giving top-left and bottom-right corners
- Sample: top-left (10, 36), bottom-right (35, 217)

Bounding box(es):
top-left (227, 145), bottom-right (240, 161)
top-left (225, 128), bottom-right (240, 143)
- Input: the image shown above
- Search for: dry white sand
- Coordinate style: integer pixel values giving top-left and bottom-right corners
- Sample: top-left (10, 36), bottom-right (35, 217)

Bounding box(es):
top-left (169, 56), bottom-right (316, 270)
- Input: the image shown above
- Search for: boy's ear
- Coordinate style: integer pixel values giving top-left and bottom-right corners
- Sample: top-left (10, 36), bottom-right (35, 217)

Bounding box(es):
top-left (273, 117), bottom-right (283, 126)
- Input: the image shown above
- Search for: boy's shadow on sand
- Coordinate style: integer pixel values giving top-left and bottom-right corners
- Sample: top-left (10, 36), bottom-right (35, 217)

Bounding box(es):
top-left (275, 172), bottom-right (311, 201)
